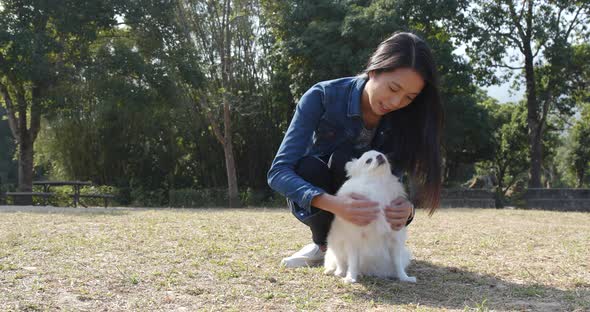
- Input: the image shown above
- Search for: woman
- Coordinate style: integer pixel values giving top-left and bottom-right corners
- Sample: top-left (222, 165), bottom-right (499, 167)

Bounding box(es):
top-left (267, 32), bottom-right (443, 268)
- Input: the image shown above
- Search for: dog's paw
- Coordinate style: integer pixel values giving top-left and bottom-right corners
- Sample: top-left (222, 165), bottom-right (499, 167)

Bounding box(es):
top-left (343, 276), bottom-right (357, 284)
top-left (334, 269), bottom-right (346, 277)
top-left (399, 276), bottom-right (417, 283)
top-left (323, 267), bottom-right (335, 275)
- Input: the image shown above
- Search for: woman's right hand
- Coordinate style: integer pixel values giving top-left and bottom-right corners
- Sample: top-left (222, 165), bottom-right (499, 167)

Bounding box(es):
top-left (313, 192), bottom-right (380, 226)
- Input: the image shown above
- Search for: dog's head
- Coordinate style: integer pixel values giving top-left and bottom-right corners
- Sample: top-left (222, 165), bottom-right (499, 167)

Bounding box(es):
top-left (345, 150), bottom-right (393, 178)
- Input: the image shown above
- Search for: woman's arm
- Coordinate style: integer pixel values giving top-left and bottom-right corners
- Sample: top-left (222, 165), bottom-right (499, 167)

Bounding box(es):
top-left (267, 84), bottom-right (381, 226)
top-left (267, 84), bottom-right (327, 211)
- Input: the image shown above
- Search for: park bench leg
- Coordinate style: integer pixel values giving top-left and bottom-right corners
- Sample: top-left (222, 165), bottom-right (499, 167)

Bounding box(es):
top-left (74, 186), bottom-right (78, 207)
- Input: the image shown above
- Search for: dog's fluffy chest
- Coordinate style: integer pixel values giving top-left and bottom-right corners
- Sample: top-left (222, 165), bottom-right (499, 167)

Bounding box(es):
top-left (347, 175), bottom-right (400, 205)
top-left (340, 174), bottom-right (404, 210)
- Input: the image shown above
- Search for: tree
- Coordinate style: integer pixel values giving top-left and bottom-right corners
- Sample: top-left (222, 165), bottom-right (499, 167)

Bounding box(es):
top-left (0, 0), bottom-right (119, 202)
top-left (476, 99), bottom-right (529, 204)
top-left (0, 106), bottom-right (17, 186)
top-left (176, 0), bottom-right (266, 207)
top-left (262, 0), bottom-right (493, 184)
top-left (564, 105), bottom-right (590, 187)
top-left (442, 89), bottom-right (495, 184)
top-left (35, 29), bottom-right (200, 189)
top-left (461, 0), bottom-right (589, 187)
top-left (30, 1), bottom-right (213, 206)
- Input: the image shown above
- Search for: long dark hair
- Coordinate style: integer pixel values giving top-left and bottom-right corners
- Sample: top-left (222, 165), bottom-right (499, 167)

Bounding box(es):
top-left (361, 31), bottom-right (443, 215)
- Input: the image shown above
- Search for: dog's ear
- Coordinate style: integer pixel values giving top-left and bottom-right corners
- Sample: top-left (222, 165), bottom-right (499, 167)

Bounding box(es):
top-left (344, 158), bottom-right (358, 177)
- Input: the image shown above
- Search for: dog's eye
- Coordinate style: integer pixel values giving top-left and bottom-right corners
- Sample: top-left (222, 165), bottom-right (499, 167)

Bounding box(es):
top-left (365, 158), bottom-right (372, 164)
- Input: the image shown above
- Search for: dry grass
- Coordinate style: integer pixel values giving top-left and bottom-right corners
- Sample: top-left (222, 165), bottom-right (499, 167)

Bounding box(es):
top-left (0, 206), bottom-right (589, 311)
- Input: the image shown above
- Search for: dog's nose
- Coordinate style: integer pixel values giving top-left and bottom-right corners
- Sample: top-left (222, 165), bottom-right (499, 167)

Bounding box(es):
top-left (376, 154), bottom-right (385, 165)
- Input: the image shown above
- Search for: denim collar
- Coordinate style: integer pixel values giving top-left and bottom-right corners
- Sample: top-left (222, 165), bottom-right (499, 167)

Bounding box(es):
top-left (347, 76), bottom-right (367, 118)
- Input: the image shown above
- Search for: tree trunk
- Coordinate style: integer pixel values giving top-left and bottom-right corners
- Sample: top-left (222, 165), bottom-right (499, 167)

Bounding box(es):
top-left (496, 162), bottom-right (505, 196)
top-left (221, 0), bottom-right (239, 208)
top-left (12, 83), bottom-right (42, 205)
top-left (223, 138), bottom-right (239, 207)
top-left (222, 86), bottom-right (239, 207)
top-left (177, 0), bottom-right (243, 206)
top-left (16, 133), bottom-right (34, 205)
top-left (523, 45), bottom-right (542, 188)
top-left (224, 153), bottom-right (239, 207)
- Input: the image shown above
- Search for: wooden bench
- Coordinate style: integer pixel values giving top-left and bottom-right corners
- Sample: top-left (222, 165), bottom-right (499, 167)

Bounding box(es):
top-left (5, 192), bottom-right (54, 205)
top-left (76, 194), bottom-right (115, 208)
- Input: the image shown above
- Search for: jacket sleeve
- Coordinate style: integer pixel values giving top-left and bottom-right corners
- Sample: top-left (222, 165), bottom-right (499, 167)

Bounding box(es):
top-left (267, 84), bottom-right (327, 211)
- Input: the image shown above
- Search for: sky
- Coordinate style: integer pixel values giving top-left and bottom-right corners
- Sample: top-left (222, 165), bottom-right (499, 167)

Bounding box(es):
top-left (454, 44), bottom-right (526, 104)
top-left (484, 82), bottom-right (525, 104)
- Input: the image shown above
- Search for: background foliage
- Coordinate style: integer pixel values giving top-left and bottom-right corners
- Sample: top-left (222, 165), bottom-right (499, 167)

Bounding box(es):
top-left (1, 0), bottom-right (588, 207)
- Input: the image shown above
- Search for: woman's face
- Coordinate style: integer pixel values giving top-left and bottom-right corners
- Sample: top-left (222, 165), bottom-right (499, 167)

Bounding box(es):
top-left (365, 68), bottom-right (425, 116)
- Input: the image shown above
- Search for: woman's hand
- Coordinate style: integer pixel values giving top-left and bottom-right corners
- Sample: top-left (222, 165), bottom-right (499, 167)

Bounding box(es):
top-left (336, 193), bottom-right (380, 226)
top-left (313, 192), bottom-right (379, 226)
top-left (384, 196), bottom-right (414, 231)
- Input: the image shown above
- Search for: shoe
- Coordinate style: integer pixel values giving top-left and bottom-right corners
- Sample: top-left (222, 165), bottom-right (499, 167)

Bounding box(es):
top-left (280, 243), bottom-right (325, 268)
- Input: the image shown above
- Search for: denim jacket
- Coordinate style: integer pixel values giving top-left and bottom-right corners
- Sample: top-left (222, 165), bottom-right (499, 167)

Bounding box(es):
top-left (267, 76), bottom-right (403, 213)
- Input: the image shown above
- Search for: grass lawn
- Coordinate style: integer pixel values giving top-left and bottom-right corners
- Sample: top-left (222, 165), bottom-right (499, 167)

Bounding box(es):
top-left (0, 206), bottom-right (589, 311)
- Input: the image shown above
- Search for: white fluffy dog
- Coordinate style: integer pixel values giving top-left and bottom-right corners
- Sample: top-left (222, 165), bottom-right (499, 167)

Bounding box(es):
top-left (324, 150), bottom-right (416, 283)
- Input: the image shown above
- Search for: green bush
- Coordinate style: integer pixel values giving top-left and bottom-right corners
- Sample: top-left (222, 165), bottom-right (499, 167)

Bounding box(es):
top-left (79, 185), bottom-right (119, 207)
top-left (34, 184), bottom-right (119, 207)
top-left (240, 187), bottom-right (286, 207)
top-left (0, 184), bottom-right (119, 207)
top-left (240, 187), bottom-right (267, 206)
top-left (130, 187), bottom-right (168, 207)
top-left (169, 188), bottom-right (228, 208)
top-left (506, 180), bottom-right (527, 208)
top-left (168, 187), bottom-right (287, 208)
top-left (2, 183), bottom-right (289, 208)
top-left (0, 183), bottom-right (15, 204)
top-left (261, 194), bottom-right (288, 208)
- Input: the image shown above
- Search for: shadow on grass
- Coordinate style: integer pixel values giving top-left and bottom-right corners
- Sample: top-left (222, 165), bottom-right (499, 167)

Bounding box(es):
top-left (351, 260), bottom-right (589, 311)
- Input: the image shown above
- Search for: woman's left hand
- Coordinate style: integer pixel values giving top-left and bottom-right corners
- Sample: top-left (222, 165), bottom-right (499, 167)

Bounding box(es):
top-left (384, 196), bottom-right (413, 231)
